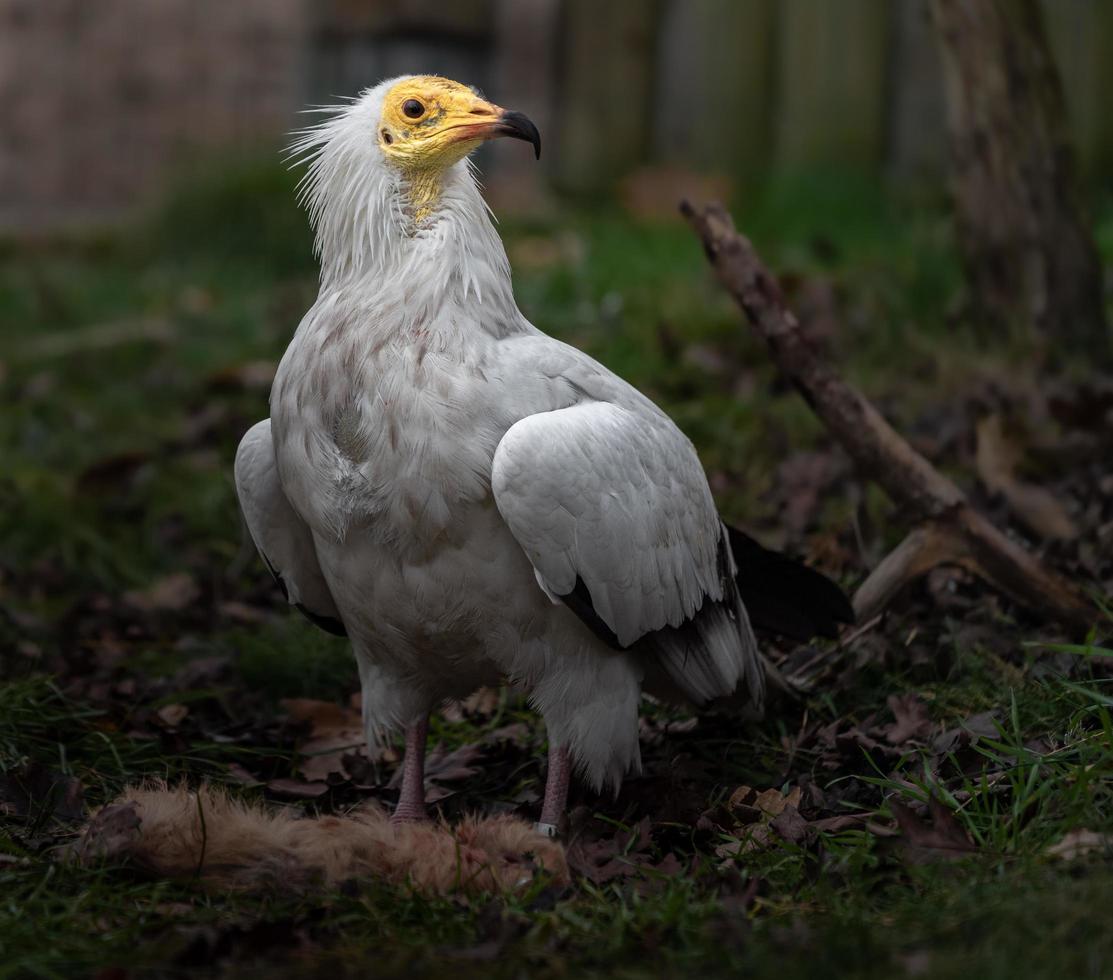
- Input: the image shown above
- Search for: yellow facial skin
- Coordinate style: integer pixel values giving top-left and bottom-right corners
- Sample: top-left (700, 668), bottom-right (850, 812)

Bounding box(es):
top-left (378, 76), bottom-right (539, 221)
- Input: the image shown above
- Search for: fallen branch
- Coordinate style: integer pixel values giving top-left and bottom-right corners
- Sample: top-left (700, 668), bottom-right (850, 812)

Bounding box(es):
top-left (680, 200), bottom-right (1094, 635)
top-left (850, 523), bottom-right (969, 623)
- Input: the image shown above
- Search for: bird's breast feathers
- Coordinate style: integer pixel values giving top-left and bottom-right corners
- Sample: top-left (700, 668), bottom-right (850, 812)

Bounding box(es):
top-left (269, 312), bottom-right (573, 548)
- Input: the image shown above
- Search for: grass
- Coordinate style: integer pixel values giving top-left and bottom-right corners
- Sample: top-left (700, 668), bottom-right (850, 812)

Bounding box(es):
top-left (1, 158), bottom-right (1112, 977)
top-left (5, 667), bottom-right (1113, 980)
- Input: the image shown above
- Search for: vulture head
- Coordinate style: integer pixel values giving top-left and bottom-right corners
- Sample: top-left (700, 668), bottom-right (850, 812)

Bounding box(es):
top-left (290, 75), bottom-right (539, 281)
top-left (376, 75), bottom-right (541, 168)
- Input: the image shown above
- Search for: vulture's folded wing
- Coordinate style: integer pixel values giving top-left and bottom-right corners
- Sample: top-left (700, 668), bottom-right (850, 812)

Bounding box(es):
top-left (491, 401), bottom-right (762, 707)
top-left (234, 419), bottom-right (346, 636)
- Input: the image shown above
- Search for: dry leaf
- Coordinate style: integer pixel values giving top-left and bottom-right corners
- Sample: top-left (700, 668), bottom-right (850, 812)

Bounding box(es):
top-left (932, 711), bottom-right (1000, 754)
top-left (218, 601), bottom-right (265, 624)
top-left (226, 764), bottom-right (263, 788)
top-left (461, 687), bottom-right (501, 717)
top-left (424, 743), bottom-right (484, 784)
top-left (770, 805), bottom-right (809, 844)
top-left (715, 824), bottom-right (773, 859)
top-left (809, 814), bottom-right (870, 834)
top-left (567, 817), bottom-right (654, 884)
top-left (156, 704), bottom-right (189, 728)
top-left (728, 785), bottom-right (802, 820)
top-left (483, 723), bottom-right (531, 747)
top-left (388, 742), bottom-right (486, 801)
top-left (889, 798), bottom-right (976, 862)
top-left (266, 778), bottom-right (329, 799)
top-left (123, 573), bottom-right (200, 613)
top-left (281, 698), bottom-right (371, 783)
top-left (282, 698), bottom-right (359, 731)
top-left (1046, 829), bottom-right (1113, 860)
top-left (728, 785), bottom-right (758, 811)
top-left (720, 786), bottom-right (807, 856)
top-left (884, 693), bottom-right (933, 745)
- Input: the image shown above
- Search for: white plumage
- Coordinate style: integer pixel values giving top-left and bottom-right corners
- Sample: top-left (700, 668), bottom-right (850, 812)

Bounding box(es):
top-left (234, 76), bottom-right (765, 815)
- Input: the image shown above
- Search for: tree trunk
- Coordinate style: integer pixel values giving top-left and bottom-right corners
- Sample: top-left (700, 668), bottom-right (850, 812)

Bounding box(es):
top-left (929, 0), bottom-right (1108, 362)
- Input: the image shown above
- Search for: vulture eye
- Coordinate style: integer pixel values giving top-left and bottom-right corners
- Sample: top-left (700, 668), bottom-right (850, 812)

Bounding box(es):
top-left (402, 99), bottom-right (424, 119)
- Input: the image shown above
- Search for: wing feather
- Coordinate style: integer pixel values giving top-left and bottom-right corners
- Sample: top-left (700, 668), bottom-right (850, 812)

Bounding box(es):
top-left (492, 401), bottom-right (762, 707)
top-left (492, 402), bottom-right (720, 644)
top-left (234, 419), bottom-right (345, 636)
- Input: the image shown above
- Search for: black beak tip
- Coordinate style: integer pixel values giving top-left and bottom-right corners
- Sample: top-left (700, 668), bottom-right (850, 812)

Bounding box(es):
top-left (498, 110), bottom-right (542, 161)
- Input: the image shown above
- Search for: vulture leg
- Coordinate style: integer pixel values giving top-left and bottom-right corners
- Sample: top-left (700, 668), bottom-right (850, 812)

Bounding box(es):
top-left (392, 715), bottom-right (430, 823)
top-left (536, 743), bottom-right (572, 837)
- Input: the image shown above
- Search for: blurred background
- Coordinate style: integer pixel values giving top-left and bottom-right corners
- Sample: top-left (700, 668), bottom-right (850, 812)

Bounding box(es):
top-left (3, 6), bottom-right (1113, 973)
top-left (3, 0), bottom-right (1112, 231)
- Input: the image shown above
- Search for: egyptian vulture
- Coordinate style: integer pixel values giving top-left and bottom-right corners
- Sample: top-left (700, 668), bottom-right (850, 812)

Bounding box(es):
top-left (235, 75), bottom-right (851, 835)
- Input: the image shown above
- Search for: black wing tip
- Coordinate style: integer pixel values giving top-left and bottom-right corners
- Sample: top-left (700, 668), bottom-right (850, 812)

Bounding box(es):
top-left (805, 572), bottom-right (857, 628)
top-left (262, 552), bottom-right (348, 637)
top-left (559, 576), bottom-right (625, 650)
top-left (295, 603), bottom-right (348, 637)
top-left (262, 554), bottom-right (290, 601)
top-left (555, 526), bottom-right (857, 653)
top-left (727, 524), bottom-right (855, 642)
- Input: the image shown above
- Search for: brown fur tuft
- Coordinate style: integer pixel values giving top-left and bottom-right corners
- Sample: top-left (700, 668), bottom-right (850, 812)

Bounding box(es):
top-left (68, 782), bottom-right (568, 895)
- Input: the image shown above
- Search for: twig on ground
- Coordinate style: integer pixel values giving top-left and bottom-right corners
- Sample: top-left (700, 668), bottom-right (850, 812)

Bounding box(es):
top-left (680, 200), bottom-right (1094, 635)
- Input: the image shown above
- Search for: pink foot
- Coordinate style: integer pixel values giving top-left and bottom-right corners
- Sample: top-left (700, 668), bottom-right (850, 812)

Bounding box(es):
top-left (390, 801), bottom-right (428, 824)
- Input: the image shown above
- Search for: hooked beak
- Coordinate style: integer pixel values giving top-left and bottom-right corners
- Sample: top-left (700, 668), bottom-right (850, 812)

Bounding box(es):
top-left (452, 105), bottom-right (541, 160)
top-left (493, 110), bottom-right (542, 160)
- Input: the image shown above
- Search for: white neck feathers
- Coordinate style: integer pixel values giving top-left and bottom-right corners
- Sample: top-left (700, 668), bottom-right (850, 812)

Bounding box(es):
top-left (289, 91), bottom-right (516, 321)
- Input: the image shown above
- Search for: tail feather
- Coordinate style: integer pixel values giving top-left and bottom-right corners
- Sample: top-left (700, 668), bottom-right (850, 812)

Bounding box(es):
top-left (726, 525), bottom-right (855, 642)
top-left (648, 594), bottom-right (763, 709)
top-left (644, 527), bottom-right (764, 712)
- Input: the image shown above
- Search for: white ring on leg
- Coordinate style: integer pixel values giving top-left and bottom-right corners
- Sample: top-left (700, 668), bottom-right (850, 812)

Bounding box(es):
top-left (535, 821), bottom-right (559, 838)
